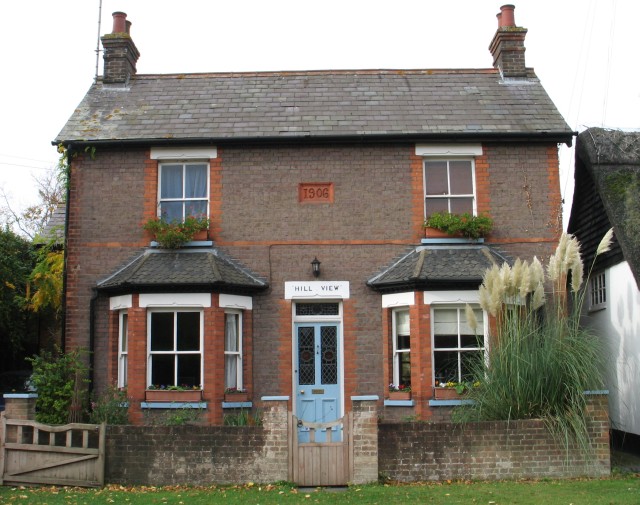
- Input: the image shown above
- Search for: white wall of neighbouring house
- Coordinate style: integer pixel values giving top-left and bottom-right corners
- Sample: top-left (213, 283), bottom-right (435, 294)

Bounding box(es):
top-left (583, 261), bottom-right (640, 437)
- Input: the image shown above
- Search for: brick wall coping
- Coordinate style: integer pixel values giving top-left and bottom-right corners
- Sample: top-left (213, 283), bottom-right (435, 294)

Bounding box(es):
top-left (141, 402), bottom-right (207, 409)
top-left (351, 395), bottom-right (379, 401)
top-left (260, 396), bottom-right (289, 401)
top-left (2, 393), bottom-right (38, 399)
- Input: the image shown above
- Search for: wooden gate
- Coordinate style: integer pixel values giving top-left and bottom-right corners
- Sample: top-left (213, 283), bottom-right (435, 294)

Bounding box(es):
top-left (0, 417), bottom-right (105, 487)
top-left (289, 413), bottom-right (352, 486)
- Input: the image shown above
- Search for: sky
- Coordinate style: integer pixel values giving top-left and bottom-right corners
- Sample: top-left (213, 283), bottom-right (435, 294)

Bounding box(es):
top-left (0, 0), bottom-right (638, 230)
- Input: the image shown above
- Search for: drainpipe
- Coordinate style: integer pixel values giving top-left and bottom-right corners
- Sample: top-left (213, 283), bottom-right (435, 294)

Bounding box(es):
top-left (88, 288), bottom-right (98, 395)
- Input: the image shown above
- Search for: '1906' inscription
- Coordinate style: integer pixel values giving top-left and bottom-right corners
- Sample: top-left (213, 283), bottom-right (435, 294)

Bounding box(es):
top-left (299, 183), bottom-right (333, 203)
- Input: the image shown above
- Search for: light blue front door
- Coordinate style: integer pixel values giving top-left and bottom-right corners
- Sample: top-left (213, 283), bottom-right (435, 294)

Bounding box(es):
top-left (295, 323), bottom-right (341, 443)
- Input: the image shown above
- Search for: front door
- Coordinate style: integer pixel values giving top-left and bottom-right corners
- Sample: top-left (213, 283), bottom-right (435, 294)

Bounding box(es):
top-left (295, 322), bottom-right (341, 442)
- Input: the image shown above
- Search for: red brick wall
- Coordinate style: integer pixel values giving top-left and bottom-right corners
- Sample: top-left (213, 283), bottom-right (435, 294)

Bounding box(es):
top-left (65, 141), bottom-right (561, 423)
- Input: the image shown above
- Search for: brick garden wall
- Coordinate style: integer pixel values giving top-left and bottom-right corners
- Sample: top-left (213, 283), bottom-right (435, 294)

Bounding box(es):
top-left (378, 395), bottom-right (610, 481)
top-left (105, 400), bottom-right (289, 485)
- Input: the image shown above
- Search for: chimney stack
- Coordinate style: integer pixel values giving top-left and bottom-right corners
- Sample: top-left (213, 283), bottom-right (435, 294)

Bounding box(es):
top-left (101, 12), bottom-right (140, 85)
top-left (489, 4), bottom-right (528, 78)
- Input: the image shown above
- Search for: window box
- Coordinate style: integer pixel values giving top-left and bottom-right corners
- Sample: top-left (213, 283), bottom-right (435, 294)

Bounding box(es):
top-left (388, 391), bottom-right (411, 401)
top-left (224, 392), bottom-right (249, 402)
top-left (433, 387), bottom-right (465, 400)
top-left (145, 389), bottom-right (202, 402)
top-left (424, 226), bottom-right (461, 239)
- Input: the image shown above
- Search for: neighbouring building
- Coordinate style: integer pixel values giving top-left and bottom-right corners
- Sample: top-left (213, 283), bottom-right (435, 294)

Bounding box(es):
top-left (55, 5), bottom-right (572, 427)
top-left (568, 127), bottom-right (640, 444)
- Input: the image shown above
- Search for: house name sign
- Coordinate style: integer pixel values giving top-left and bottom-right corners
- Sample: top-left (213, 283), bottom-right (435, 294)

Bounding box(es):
top-left (284, 281), bottom-right (350, 300)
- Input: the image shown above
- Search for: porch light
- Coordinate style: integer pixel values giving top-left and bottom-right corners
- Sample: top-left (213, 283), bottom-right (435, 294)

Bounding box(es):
top-left (311, 257), bottom-right (321, 278)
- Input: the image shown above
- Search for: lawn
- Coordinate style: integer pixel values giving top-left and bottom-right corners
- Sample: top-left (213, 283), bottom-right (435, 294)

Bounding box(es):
top-left (0, 477), bottom-right (638, 505)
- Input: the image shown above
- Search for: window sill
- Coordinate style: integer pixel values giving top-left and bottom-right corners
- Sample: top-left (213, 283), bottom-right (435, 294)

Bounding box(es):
top-left (141, 401), bottom-right (207, 409)
top-left (429, 399), bottom-right (474, 407)
top-left (421, 237), bottom-right (485, 245)
top-left (384, 399), bottom-right (415, 407)
top-left (150, 240), bottom-right (213, 248)
top-left (222, 401), bottom-right (253, 409)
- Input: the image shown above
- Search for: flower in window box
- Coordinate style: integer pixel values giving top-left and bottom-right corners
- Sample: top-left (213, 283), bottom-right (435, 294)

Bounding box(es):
top-left (145, 384), bottom-right (202, 402)
top-left (433, 381), bottom-right (479, 400)
top-left (224, 387), bottom-right (249, 402)
top-left (388, 383), bottom-right (412, 400)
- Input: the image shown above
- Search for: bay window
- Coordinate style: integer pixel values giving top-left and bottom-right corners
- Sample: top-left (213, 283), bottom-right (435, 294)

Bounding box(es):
top-left (148, 310), bottom-right (203, 388)
top-left (224, 311), bottom-right (243, 391)
top-left (432, 306), bottom-right (485, 384)
top-left (392, 309), bottom-right (411, 388)
top-left (118, 311), bottom-right (128, 388)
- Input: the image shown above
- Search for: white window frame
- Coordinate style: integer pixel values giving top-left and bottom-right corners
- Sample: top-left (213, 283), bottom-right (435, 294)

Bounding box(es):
top-left (423, 158), bottom-right (477, 218)
top-left (589, 271), bottom-right (607, 311)
top-left (431, 305), bottom-right (486, 385)
top-left (392, 308), bottom-right (411, 387)
top-left (157, 161), bottom-right (210, 222)
top-left (147, 308), bottom-right (204, 388)
top-left (118, 311), bottom-right (128, 388)
top-left (224, 310), bottom-right (243, 391)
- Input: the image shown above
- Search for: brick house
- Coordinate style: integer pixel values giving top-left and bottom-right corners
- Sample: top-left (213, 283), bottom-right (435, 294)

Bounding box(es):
top-left (55, 5), bottom-right (572, 426)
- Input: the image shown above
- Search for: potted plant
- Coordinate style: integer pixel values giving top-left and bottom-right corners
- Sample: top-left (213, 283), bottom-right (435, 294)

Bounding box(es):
top-left (388, 383), bottom-right (411, 400)
top-left (143, 215), bottom-right (210, 249)
top-left (224, 387), bottom-right (249, 402)
top-left (424, 212), bottom-right (493, 240)
top-left (433, 381), bottom-right (478, 400)
top-left (145, 385), bottom-right (202, 402)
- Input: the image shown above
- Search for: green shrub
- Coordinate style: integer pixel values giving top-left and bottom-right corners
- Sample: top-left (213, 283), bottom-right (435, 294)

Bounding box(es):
top-left (89, 384), bottom-right (129, 424)
top-left (27, 347), bottom-right (88, 424)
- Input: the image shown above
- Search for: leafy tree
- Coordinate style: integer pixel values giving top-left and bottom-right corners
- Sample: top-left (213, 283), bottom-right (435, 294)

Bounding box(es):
top-left (23, 245), bottom-right (64, 315)
top-left (0, 226), bottom-right (36, 368)
top-left (0, 167), bottom-right (64, 240)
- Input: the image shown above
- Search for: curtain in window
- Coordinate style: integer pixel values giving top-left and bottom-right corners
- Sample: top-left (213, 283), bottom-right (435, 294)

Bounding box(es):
top-left (225, 314), bottom-right (238, 389)
top-left (185, 164), bottom-right (207, 198)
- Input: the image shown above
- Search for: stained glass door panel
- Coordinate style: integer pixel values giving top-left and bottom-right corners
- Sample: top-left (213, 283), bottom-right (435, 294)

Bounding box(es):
top-left (295, 323), bottom-right (341, 443)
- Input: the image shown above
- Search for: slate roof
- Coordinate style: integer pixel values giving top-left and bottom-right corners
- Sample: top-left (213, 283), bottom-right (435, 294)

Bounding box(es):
top-left (96, 247), bottom-right (268, 294)
top-left (56, 69), bottom-right (572, 145)
top-left (367, 244), bottom-right (509, 292)
top-left (568, 128), bottom-right (640, 288)
top-left (37, 205), bottom-right (66, 246)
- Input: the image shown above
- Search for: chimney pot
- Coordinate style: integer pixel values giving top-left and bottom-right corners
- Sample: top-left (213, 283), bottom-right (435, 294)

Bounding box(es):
top-left (496, 12), bottom-right (503, 28)
top-left (112, 11), bottom-right (127, 34)
top-left (500, 4), bottom-right (516, 27)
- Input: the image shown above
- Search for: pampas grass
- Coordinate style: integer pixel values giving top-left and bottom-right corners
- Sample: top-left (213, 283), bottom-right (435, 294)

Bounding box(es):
top-left (454, 230), bottom-right (614, 459)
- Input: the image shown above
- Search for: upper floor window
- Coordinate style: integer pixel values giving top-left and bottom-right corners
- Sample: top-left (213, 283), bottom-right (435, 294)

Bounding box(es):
top-left (589, 271), bottom-right (607, 311)
top-left (224, 311), bottom-right (243, 391)
top-left (148, 310), bottom-right (203, 388)
top-left (432, 306), bottom-right (485, 385)
top-left (159, 163), bottom-right (209, 222)
top-left (392, 309), bottom-right (411, 388)
top-left (424, 159), bottom-right (476, 216)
